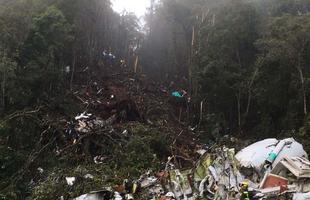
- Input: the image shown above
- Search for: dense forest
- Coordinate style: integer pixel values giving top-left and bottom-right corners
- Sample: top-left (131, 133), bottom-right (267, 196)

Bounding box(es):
top-left (142, 0), bottom-right (310, 141)
top-left (0, 0), bottom-right (309, 199)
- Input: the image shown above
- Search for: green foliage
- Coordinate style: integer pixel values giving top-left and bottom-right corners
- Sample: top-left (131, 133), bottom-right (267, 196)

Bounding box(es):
top-left (298, 116), bottom-right (310, 153)
top-left (253, 13), bottom-right (310, 134)
top-left (141, 0), bottom-right (310, 145)
top-left (111, 124), bottom-right (168, 177)
top-left (1, 0), bottom-right (310, 199)
top-left (195, 0), bottom-right (259, 130)
top-left (0, 0), bottom-right (146, 199)
top-left (114, 136), bottom-right (155, 176)
top-left (24, 5), bottom-right (72, 58)
top-left (0, 51), bottom-right (17, 111)
top-left (28, 164), bottom-right (116, 200)
top-left (18, 6), bottom-right (72, 104)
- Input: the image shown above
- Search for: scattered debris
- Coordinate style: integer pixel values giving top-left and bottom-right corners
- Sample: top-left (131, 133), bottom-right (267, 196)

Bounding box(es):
top-left (260, 173), bottom-right (288, 189)
top-left (257, 185), bottom-right (296, 198)
top-left (60, 64), bottom-right (310, 200)
top-left (84, 174), bottom-right (94, 179)
top-left (271, 156), bottom-right (310, 193)
top-left (235, 138), bottom-right (310, 200)
top-left (235, 138), bottom-right (307, 173)
top-left (271, 156), bottom-right (310, 178)
top-left (94, 156), bottom-right (106, 164)
top-left (293, 192), bottom-right (310, 200)
top-left (165, 191), bottom-right (176, 199)
top-left (125, 194), bottom-right (134, 200)
top-left (75, 112), bottom-right (92, 120)
top-left (66, 177), bottom-right (76, 186)
top-left (37, 167), bottom-right (44, 174)
top-left (74, 189), bottom-right (114, 200)
top-left (114, 192), bottom-right (123, 200)
top-left (68, 135), bottom-right (310, 200)
top-left (196, 149), bottom-right (207, 156)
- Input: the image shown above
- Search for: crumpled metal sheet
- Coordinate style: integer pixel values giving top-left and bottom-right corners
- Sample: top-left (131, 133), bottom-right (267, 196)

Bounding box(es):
top-left (235, 138), bottom-right (278, 171)
top-left (190, 147), bottom-right (243, 199)
top-left (169, 169), bottom-right (194, 200)
top-left (235, 138), bottom-right (308, 172)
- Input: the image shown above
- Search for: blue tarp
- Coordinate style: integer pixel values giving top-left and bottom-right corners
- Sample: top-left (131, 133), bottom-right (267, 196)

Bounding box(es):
top-left (172, 91), bottom-right (182, 97)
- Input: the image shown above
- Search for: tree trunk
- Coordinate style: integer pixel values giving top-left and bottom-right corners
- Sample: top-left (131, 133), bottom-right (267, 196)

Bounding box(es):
top-left (149, 0), bottom-right (155, 38)
top-left (188, 26), bottom-right (195, 96)
top-left (172, 29), bottom-right (178, 73)
top-left (70, 50), bottom-right (76, 91)
top-left (236, 50), bottom-right (243, 131)
top-left (236, 91), bottom-right (241, 132)
top-left (246, 66), bottom-right (260, 117)
top-left (2, 69), bottom-right (6, 111)
top-left (296, 60), bottom-right (307, 115)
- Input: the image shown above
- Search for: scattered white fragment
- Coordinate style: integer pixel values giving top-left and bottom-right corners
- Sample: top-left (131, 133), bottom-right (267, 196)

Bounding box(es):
top-left (37, 167), bottom-right (44, 174)
top-left (122, 130), bottom-right (128, 136)
top-left (84, 174), bottom-right (94, 179)
top-left (125, 194), bottom-right (134, 200)
top-left (114, 192), bottom-right (123, 200)
top-left (75, 112), bottom-right (92, 120)
top-left (293, 192), bottom-right (310, 200)
top-left (65, 66), bottom-right (70, 73)
top-left (196, 149), bottom-right (207, 155)
top-left (94, 156), bottom-right (105, 164)
top-left (66, 177), bottom-right (76, 186)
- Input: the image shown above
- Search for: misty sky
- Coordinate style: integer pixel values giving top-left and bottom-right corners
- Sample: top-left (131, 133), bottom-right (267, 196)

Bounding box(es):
top-left (112, 0), bottom-right (150, 17)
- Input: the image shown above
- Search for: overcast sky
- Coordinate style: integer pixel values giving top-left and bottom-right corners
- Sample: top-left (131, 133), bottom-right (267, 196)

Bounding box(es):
top-left (112, 0), bottom-right (150, 17)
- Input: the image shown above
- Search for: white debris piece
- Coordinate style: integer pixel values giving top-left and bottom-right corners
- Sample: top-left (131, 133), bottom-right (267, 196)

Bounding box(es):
top-left (66, 177), bottom-right (76, 186)
top-left (140, 176), bottom-right (157, 188)
top-left (74, 190), bottom-right (112, 200)
top-left (293, 192), bottom-right (310, 200)
top-left (122, 130), bottom-right (128, 136)
top-left (65, 66), bottom-right (70, 73)
top-left (37, 167), bottom-right (44, 174)
top-left (94, 156), bottom-right (106, 164)
top-left (125, 194), bottom-right (134, 200)
top-left (84, 174), bottom-right (94, 179)
top-left (272, 138), bottom-right (308, 168)
top-left (272, 156), bottom-right (310, 178)
top-left (114, 192), bottom-right (123, 200)
top-left (235, 138), bottom-right (307, 172)
top-left (236, 138), bottom-right (278, 171)
top-left (196, 149), bottom-right (207, 155)
top-left (75, 112), bottom-right (92, 120)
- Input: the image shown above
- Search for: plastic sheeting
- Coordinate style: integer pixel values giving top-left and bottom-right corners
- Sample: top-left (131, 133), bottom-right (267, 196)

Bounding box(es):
top-left (172, 91), bottom-right (183, 98)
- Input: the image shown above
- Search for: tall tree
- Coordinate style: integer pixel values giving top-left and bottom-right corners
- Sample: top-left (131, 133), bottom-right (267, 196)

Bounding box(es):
top-left (19, 5), bottom-right (72, 103)
top-left (196, 0), bottom-right (258, 131)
